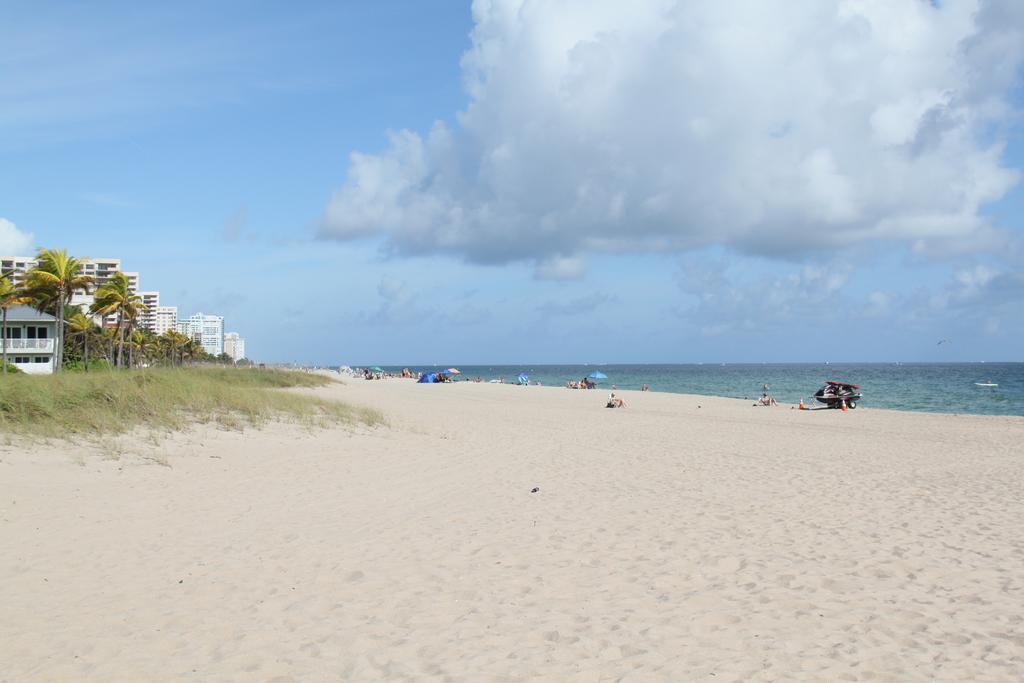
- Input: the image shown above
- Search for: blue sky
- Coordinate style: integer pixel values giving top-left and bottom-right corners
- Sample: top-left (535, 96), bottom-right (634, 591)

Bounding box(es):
top-left (2, 1), bottom-right (1022, 364)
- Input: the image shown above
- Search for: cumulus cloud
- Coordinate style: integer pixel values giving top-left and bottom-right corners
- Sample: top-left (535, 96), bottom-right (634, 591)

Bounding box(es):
top-left (534, 255), bottom-right (586, 280)
top-left (674, 255), bottom-right (853, 336)
top-left (930, 264), bottom-right (1024, 310)
top-left (321, 0), bottom-right (1024, 268)
top-left (358, 276), bottom-right (492, 326)
top-left (0, 218), bottom-right (34, 255)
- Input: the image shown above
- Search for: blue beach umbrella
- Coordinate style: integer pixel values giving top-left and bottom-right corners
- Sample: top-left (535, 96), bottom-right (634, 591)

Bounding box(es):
top-left (517, 373), bottom-right (529, 385)
top-left (587, 371), bottom-right (608, 380)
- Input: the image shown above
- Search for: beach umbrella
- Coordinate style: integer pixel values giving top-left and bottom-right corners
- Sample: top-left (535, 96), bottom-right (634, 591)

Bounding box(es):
top-left (587, 371), bottom-right (608, 380)
top-left (446, 368), bottom-right (461, 375)
top-left (517, 373), bottom-right (529, 385)
top-left (370, 366), bottom-right (384, 372)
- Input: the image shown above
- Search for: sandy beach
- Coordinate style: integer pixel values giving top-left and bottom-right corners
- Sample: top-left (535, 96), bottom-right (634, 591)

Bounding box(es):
top-left (2, 377), bottom-right (1023, 681)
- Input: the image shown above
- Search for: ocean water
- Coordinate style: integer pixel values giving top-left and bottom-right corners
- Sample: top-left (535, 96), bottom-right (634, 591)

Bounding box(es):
top-left (366, 363), bottom-right (1024, 417)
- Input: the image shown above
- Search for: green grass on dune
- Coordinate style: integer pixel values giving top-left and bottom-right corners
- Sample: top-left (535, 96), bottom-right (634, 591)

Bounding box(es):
top-left (0, 367), bottom-right (383, 439)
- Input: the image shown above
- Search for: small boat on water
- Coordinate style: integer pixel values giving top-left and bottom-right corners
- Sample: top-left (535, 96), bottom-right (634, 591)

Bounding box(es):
top-left (975, 381), bottom-right (998, 387)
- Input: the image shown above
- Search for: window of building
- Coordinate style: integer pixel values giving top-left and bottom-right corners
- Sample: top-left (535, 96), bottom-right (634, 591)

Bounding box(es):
top-left (13, 356), bottom-right (29, 363)
top-left (33, 356), bottom-right (48, 363)
top-left (5, 327), bottom-right (22, 339)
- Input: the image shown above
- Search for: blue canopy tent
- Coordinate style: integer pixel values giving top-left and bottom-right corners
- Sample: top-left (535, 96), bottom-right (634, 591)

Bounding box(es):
top-left (418, 372), bottom-right (440, 383)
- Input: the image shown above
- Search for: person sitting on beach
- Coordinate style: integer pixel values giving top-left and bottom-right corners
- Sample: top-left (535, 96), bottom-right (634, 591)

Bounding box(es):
top-left (606, 392), bottom-right (626, 408)
top-left (641, 383), bottom-right (649, 392)
top-left (756, 392), bottom-right (778, 406)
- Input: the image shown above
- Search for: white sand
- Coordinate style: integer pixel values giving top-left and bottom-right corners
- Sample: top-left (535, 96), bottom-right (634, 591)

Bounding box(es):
top-left (2, 378), bottom-right (1023, 681)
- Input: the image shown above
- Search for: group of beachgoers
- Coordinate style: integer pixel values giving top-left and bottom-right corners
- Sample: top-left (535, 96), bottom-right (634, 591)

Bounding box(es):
top-left (355, 368), bottom-right (784, 410)
top-left (351, 367), bottom-right (790, 413)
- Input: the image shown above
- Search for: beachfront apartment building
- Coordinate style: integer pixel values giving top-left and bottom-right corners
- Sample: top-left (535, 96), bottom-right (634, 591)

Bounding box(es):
top-left (177, 313), bottom-right (224, 356)
top-left (2, 255), bottom-right (243, 357)
top-left (223, 332), bottom-right (246, 362)
top-left (152, 306), bottom-right (178, 336)
top-left (1, 256), bottom-right (124, 289)
top-left (2, 305), bottom-right (57, 374)
top-left (3, 255), bottom-right (136, 324)
top-left (138, 291), bottom-right (160, 332)
top-left (1, 255), bottom-right (180, 332)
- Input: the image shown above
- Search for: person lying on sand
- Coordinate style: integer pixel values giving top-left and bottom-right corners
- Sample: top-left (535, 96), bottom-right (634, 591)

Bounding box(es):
top-left (755, 393), bottom-right (778, 406)
top-left (606, 393), bottom-right (626, 408)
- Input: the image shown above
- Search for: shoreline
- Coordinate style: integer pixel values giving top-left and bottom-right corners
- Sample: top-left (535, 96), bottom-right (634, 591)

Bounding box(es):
top-left (340, 372), bottom-right (1024, 421)
top-left (331, 361), bottom-right (1024, 418)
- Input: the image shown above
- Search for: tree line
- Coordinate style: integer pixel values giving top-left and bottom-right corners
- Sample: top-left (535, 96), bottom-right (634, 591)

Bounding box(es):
top-left (1, 248), bottom-right (246, 374)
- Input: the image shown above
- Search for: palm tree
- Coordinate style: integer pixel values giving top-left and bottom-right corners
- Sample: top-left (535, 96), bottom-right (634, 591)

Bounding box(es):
top-left (183, 338), bottom-right (202, 366)
top-left (158, 330), bottom-right (187, 367)
top-left (91, 272), bottom-right (146, 368)
top-left (0, 275), bottom-right (32, 374)
top-left (132, 329), bottom-right (152, 367)
top-left (23, 249), bottom-right (93, 374)
top-left (66, 311), bottom-right (97, 372)
top-left (99, 326), bottom-right (119, 367)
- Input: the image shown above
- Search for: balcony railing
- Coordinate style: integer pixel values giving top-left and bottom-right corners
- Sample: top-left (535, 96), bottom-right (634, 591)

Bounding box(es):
top-left (2, 338), bottom-right (55, 352)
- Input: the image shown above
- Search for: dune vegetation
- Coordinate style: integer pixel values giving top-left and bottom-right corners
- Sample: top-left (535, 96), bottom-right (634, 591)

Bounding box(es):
top-left (0, 367), bottom-right (383, 439)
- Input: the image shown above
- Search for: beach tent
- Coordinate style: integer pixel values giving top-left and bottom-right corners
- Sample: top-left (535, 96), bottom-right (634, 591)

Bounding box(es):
top-left (418, 372), bottom-right (440, 383)
top-left (588, 371), bottom-right (608, 380)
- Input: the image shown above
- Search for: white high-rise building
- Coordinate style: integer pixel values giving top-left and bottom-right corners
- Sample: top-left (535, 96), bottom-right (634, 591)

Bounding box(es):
top-left (1, 256), bottom-right (124, 290)
top-left (138, 291), bottom-right (160, 332)
top-left (177, 313), bottom-right (224, 356)
top-left (1, 254), bottom-right (199, 346)
top-left (2, 256), bottom-right (139, 327)
top-left (223, 332), bottom-right (246, 362)
top-left (153, 306), bottom-right (178, 336)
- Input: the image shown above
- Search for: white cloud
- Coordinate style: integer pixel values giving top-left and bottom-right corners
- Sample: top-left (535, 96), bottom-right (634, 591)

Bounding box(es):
top-left (321, 0), bottom-right (1024, 267)
top-left (674, 255), bottom-right (854, 336)
top-left (0, 218), bottom-right (34, 255)
top-left (534, 254), bottom-right (586, 280)
top-left (932, 263), bottom-right (1024, 309)
top-left (358, 276), bottom-right (492, 326)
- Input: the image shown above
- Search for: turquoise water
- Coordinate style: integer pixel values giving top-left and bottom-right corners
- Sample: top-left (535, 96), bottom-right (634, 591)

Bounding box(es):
top-left (370, 363), bottom-right (1024, 416)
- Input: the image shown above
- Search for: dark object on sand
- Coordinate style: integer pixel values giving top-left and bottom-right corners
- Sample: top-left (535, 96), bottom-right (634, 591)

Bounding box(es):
top-left (531, 487), bottom-right (539, 493)
top-left (814, 381), bottom-right (862, 409)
